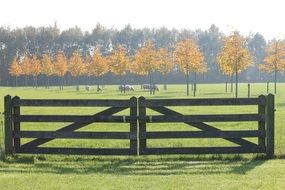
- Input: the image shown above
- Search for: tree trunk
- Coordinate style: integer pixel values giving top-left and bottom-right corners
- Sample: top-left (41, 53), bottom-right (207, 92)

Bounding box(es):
top-left (163, 75), bottom-right (167, 90)
top-left (35, 76), bottom-right (38, 88)
top-left (235, 67), bottom-right (238, 98)
top-left (274, 69), bottom-right (277, 94)
top-left (230, 75), bottom-right (233, 93)
top-left (15, 76), bottom-right (18, 87)
top-left (194, 71), bottom-right (197, 97)
top-left (47, 76), bottom-right (50, 89)
top-left (76, 76), bottom-right (79, 91)
top-left (119, 74), bottom-right (123, 93)
top-left (149, 72), bottom-right (152, 95)
top-left (186, 71), bottom-right (189, 96)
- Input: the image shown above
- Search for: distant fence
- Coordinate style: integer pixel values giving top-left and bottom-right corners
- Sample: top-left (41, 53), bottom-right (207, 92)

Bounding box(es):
top-left (4, 94), bottom-right (275, 157)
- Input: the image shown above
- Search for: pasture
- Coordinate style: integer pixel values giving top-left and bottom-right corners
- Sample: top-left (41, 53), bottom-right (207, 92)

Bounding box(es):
top-left (0, 83), bottom-right (285, 190)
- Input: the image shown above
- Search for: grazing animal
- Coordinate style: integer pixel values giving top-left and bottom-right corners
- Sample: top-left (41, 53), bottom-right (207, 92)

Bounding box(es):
top-left (142, 84), bottom-right (159, 91)
top-left (118, 85), bottom-right (134, 91)
top-left (85, 85), bottom-right (103, 92)
top-left (85, 85), bottom-right (91, 91)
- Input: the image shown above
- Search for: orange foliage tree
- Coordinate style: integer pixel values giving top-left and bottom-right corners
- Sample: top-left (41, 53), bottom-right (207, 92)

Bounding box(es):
top-left (54, 52), bottom-right (68, 90)
top-left (133, 42), bottom-right (158, 94)
top-left (108, 45), bottom-right (130, 92)
top-left (9, 57), bottom-right (22, 87)
top-left (260, 39), bottom-right (285, 94)
top-left (87, 48), bottom-right (108, 91)
top-left (217, 31), bottom-right (252, 97)
top-left (69, 51), bottom-right (85, 91)
top-left (30, 55), bottom-right (41, 88)
top-left (21, 56), bottom-right (31, 86)
top-left (157, 48), bottom-right (174, 90)
top-left (41, 53), bottom-right (54, 88)
top-left (174, 39), bottom-right (206, 96)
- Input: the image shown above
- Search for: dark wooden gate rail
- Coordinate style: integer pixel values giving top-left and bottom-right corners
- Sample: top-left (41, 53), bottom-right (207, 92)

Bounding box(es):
top-left (4, 94), bottom-right (275, 157)
top-left (4, 96), bottom-right (138, 155)
top-left (138, 94), bottom-right (275, 158)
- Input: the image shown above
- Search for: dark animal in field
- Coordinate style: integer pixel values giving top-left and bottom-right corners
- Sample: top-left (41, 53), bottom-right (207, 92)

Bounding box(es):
top-left (85, 85), bottom-right (91, 91)
top-left (142, 84), bottom-right (159, 91)
top-left (85, 85), bottom-right (103, 91)
top-left (118, 85), bottom-right (134, 91)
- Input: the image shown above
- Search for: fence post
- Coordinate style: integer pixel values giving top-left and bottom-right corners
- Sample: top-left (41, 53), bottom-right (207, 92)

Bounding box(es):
top-left (258, 95), bottom-right (266, 150)
top-left (265, 93), bottom-right (274, 158)
top-left (130, 97), bottom-right (137, 155)
top-left (12, 96), bottom-right (21, 152)
top-left (248, 83), bottom-right (250, 98)
top-left (4, 95), bottom-right (13, 154)
top-left (138, 96), bottom-right (146, 155)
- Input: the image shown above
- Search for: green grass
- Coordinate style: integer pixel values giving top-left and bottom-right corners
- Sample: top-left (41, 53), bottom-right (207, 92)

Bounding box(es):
top-left (0, 83), bottom-right (285, 190)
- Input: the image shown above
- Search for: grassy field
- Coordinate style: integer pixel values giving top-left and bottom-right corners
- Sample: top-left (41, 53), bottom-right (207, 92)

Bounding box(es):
top-left (0, 83), bottom-right (285, 190)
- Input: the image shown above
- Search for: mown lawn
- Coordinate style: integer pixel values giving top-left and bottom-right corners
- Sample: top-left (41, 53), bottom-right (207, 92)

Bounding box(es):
top-left (0, 83), bottom-right (284, 190)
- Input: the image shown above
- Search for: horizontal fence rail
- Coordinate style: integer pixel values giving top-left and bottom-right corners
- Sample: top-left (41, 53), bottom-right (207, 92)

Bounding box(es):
top-left (4, 94), bottom-right (275, 157)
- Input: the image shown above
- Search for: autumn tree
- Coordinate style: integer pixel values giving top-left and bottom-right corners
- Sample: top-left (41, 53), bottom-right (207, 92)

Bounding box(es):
top-left (21, 56), bottom-right (31, 86)
top-left (260, 39), bottom-right (285, 94)
top-left (30, 55), bottom-right (41, 88)
top-left (157, 48), bottom-right (174, 90)
top-left (87, 48), bottom-right (108, 91)
top-left (108, 45), bottom-right (130, 93)
top-left (134, 42), bottom-right (158, 94)
top-left (69, 51), bottom-right (85, 91)
top-left (174, 39), bottom-right (206, 96)
top-left (217, 31), bottom-right (253, 97)
top-left (54, 52), bottom-right (68, 90)
top-left (41, 53), bottom-right (54, 88)
top-left (9, 57), bottom-right (22, 87)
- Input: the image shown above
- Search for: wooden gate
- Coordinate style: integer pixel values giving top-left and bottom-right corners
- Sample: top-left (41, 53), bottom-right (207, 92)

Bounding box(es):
top-left (4, 94), bottom-right (275, 157)
top-left (4, 96), bottom-right (137, 155)
top-left (138, 95), bottom-right (274, 157)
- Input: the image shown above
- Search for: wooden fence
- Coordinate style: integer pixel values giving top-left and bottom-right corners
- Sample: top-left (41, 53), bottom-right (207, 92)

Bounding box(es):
top-left (4, 94), bottom-right (275, 157)
top-left (4, 96), bottom-right (137, 155)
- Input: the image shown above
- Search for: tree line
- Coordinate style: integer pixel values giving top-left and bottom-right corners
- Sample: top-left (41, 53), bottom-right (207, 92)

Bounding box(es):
top-left (1, 23), bottom-right (285, 95)
top-left (8, 29), bottom-right (285, 96)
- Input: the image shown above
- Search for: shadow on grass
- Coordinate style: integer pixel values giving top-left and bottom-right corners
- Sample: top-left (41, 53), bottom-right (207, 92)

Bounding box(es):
top-left (0, 154), bottom-right (270, 176)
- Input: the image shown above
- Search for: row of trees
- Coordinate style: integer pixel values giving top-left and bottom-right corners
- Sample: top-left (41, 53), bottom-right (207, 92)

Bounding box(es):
top-left (9, 30), bottom-right (285, 96)
top-left (9, 42), bottom-right (176, 92)
top-left (0, 24), bottom-right (279, 87)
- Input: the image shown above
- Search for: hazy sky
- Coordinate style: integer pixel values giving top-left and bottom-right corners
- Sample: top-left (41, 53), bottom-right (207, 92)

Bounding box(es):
top-left (1, 0), bottom-right (284, 40)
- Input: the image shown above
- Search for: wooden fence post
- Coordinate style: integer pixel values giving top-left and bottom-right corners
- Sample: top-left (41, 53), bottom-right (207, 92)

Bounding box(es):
top-left (138, 96), bottom-right (146, 155)
top-left (12, 96), bottom-right (21, 152)
top-left (265, 94), bottom-right (274, 158)
top-left (4, 95), bottom-right (13, 154)
top-left (130, 97), bottom-right (138, 155)
top-left (258, 95), bottom-right (266, 149)
top-left (248, 83), bottom-right (250, 98)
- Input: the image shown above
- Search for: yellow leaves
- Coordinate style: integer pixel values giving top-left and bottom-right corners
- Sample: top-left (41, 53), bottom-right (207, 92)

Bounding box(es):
top-left (21, 56), bottom-right (31, 75)
top-left (217, 31), bottom-right (253, 75)
top-left (41, 53), bottom-right (54, 76)
top-left (156, 48), bottom-right (174, 75)
top-left (261, 39), bottom-right (285, 73)
top-left (133, 41), bottom-right (157, 75)
top-left (108, 45), bottom-right (129, 76)
top-left (174, 39), bottom-right (206, 74)
top-left (54, 52), bottom-right (68, 77)
top-left (87, 48), bottom-right (108, 77)
top-left (30, 55), bottom-right (41, 76)
top-left (9, 57), bottom-right (22, 77)
top-left (69, 51), bottom-right (85, 77)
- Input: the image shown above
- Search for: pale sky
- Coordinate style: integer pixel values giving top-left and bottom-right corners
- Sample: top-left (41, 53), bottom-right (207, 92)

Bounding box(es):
top-left (1, 0), bottom-right (285, 40)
